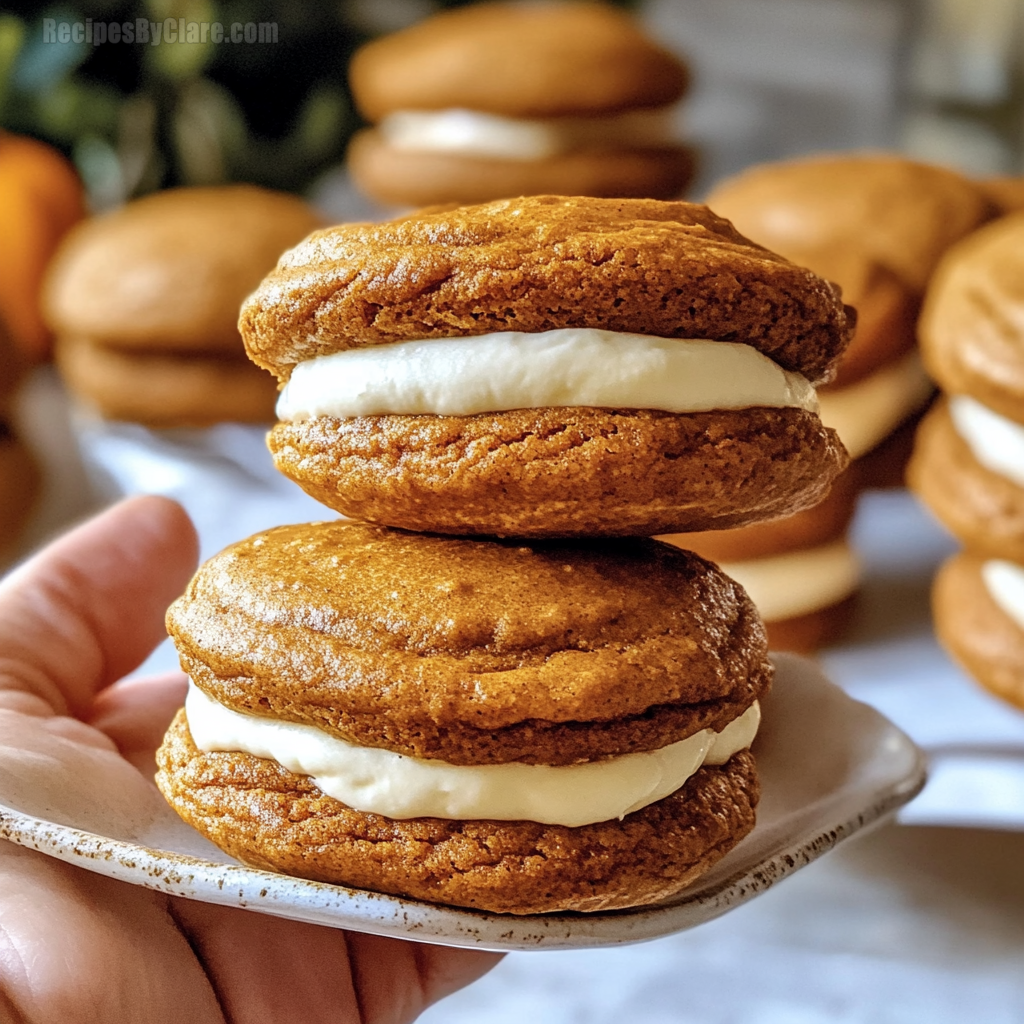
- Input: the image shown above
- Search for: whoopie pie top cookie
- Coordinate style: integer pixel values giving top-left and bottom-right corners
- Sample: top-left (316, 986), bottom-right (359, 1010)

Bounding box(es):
top-left (242, 195), bottom-right (849, 384)
top-left (43, 186), bottom-right (322, 426)
top-left (168, 521), bottom-right (772, 767)
top-left (240, 196), bottom-right (851, 537)
top-left (918, 211), bottom-right (1024, 425)
top-left (349, 2), bottom-right (688, 121)
top-left (159, 520), bottom-right (767, 913)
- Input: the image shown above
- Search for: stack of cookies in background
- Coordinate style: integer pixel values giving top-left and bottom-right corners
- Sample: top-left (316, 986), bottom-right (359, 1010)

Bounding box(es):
top-left (44, 186), bottom-right (321, 428)
top-left (0, 316), bottom-right (39, 564)
top-left (909, 213), bottom-right (1024, 711)
top-left (346, 2), bottom-right (694, 208)
top-left (656, 154), bottom-right (993, 652)
top-left (155, 195), bottom-right (853, 915)
top-left (35, 185), bottom-right (328, 565)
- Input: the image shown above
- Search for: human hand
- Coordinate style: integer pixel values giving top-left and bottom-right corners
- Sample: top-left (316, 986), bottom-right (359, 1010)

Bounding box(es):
top-left (0, 497), bottom-right (502, 1024)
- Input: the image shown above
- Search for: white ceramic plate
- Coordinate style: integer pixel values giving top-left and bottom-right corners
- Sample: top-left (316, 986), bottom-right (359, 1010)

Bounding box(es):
top-left (0, 653), bottom-right (924, 952)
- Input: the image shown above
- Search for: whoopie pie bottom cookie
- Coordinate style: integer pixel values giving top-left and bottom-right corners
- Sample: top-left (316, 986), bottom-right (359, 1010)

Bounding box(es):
top-left (268, 406), bottom-right (847, 538)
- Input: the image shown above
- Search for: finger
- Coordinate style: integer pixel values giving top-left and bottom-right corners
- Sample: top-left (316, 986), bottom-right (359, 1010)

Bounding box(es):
top-left (0, 843), bottom-right (224, 1024)
top-left (87, 672), bottom-right (189, 775)
top-left (0, 496), bottom-right (197, 719)
top-left (346, 932), bottom-right (503, 1024)
top-left (168, 900), bottom-right (362, 1024)
top-left (170, 896), bottom-right (502, 1024)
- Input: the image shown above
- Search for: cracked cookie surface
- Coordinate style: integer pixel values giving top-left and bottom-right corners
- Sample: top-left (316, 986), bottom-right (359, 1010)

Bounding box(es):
top-left (240, 196), bottom-right (853, 386)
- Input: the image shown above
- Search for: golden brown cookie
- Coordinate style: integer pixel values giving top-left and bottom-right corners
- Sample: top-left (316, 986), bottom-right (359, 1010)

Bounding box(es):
top-left (908, 400), bottom-right (1024, 562)
top-left (933, 552), bottom-right (1024, 711)
top-left (349, 2), bottom-right (688, 121)
top-left (0, 421), bottom-right (40, 563)
top-left (159, 521), bottom-right (767, 914)
top-left (658, 472), bottom-right (860, 654)
top-left (167, 521), bottom-right (772, 765)
top-left (919, 212), bottom-right (1024, 424)
top-left (55, 335), bottom-right (280, 428)
top-left (662, 466), bottom-right (859, 562)
top-left (157, 714), bottom-right (759, 916)
top-left (267, 407), bottom-right (846, 538)
top-left (242, 196), bottom-right (852, 384)
top-left (347, 128), bottom-right (695, 207)
top-left (43, 185), bottom-right (321, 426)
top-left (977, 176), bottom-right (1024, 216)
top-left (707, 154), bottom-right (993, 388)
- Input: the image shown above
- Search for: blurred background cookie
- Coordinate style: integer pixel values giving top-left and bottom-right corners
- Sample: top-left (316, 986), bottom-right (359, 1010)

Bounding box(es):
top-left (0, 312), bottom-right (40, 563)
top-left (684, 154), bottom-right (993, 652)
top-left (707, 155), bottom-right (992, 484)
top-left (346, 1), bottom-right (694, 207)
top-left (934, 553), bottom-right (1024, 712)
top-left (661, 467), bottom-right (862, 653)
top-left (43, 185), bottom-right (322, 427)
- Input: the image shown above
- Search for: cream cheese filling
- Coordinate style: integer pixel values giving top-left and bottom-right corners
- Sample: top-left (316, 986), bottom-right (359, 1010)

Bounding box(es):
top-left (817, 351), bottom-right (934, 459)
top-left (982, 559), bottom-right (1024, 633)
top-left (715, 540), bottom-right (862, 622)
top-left (949, 394), bottom-right (1024, 489)
top-left (378, 106), bottom-right (675, 161)
top-left (275, 329), bottom-right (818, 422)
top-left (184, 683), bottom-right (760, 828)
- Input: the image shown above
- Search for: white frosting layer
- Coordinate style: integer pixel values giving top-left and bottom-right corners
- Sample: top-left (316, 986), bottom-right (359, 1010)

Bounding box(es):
top-left (717, 540), bottom-right (862, 622)
top-left (817, 351), bottom-right (933, 459)
top-left (378, 106), bottom-right (674, 161)
top-left (982, 559), bottom-right (1024, 632)
top-left (276, 329), bottom-right (818, 421)
top-left (184, 683), bottom-right (760, 827)
top-left (949, 394), bottom-right (1024, 489)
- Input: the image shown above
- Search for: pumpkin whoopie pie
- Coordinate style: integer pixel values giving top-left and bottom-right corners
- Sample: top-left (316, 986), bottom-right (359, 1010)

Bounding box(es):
top-left (43, 185), bottom-right (322, 427)
top-left (346, 1), bottom-right (693, 207)
top-left (157, 520), bottom-right (769, 915)
top-left (909, 212), bottom-right (1024, 562)
top-left (240, 195), bottom-right (852, 538)
top-left (660, 467), bottom-right (861, 653)
top-left (707, 154), bottom-right (991, 487)
top-left (933, 553), bottom-right (1024, 711)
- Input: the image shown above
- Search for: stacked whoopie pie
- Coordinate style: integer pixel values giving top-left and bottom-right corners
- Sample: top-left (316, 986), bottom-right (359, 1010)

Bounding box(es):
top-left (346, 2), bottom-right (694, 208)
top-left (156, 196), bottom-right (852, 915)
top-left (908, 213), bottom-right (1024, 710)
top-left (657, 155), bottom-right (992, 652)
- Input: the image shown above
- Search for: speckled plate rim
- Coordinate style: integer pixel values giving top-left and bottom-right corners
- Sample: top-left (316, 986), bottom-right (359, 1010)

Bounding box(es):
top-left (0, 655), bottom-right (927, 952)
